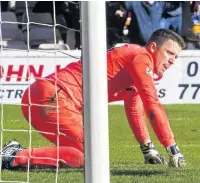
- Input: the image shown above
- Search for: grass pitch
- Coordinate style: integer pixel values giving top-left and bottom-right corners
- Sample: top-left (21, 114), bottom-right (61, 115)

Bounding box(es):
top-left (0, 104), bottom-right (200, 183)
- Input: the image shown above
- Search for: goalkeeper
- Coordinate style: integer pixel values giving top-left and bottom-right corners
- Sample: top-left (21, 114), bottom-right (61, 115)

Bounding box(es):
top-left (1, 29), bottom-right (187, 169)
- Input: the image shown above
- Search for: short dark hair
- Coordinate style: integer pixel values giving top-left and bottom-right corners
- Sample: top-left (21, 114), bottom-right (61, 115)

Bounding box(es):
top-left (147, 28), bottom-right (186, 49)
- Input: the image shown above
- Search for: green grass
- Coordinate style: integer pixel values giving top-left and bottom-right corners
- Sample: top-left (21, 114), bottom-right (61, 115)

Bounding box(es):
top-left (0, 104), bottom-right (200, 183)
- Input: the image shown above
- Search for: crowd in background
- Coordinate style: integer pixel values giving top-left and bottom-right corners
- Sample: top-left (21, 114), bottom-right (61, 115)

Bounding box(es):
top-left (106, 1), bottom-right (200, 50)
top-left (1, 1), bottom-right (200, 50)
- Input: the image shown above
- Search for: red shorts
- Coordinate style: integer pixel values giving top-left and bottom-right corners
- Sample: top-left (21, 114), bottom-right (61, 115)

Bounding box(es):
top-left (21, 79), bottom-right (83, 152)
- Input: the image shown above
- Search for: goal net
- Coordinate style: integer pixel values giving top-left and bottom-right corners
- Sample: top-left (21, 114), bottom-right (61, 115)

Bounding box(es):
top-left (0, 1), bottom-right (82, 182)
top-left (0, 1), bottom-right (110, 183)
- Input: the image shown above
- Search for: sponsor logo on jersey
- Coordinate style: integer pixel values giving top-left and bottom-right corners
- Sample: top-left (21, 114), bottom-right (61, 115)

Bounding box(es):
top-left (146, 67), bottom-right (153, 78)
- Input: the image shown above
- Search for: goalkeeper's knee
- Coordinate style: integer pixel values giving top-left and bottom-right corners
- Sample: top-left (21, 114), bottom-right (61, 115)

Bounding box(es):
top-left (140, 142), bottom-right (167, 165)
top-left (166, 144), bottom-right (187, 168)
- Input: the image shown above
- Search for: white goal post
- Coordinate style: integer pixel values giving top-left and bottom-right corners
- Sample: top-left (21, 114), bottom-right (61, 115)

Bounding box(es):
top-left (81, 2), bottom-right (110, 183)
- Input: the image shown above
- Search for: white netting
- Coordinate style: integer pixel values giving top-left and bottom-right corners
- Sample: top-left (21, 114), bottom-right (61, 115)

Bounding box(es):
top-left (0, 1), bottom-right (82, 183)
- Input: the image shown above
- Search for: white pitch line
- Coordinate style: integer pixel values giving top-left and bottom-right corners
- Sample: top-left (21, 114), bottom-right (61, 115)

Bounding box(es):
top-left (181, 144), bottom-right (200, 147)
top-left (169, 118), bottom-right (199, 121)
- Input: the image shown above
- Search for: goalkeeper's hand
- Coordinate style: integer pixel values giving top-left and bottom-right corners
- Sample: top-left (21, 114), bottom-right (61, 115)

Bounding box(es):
top-left (143, 149), bottom-right (168, 165)
top-left (168, 153), bottom-right (187, 168)
top-left (140, 142), bottom-right (167, 165)
top-left (166, 144), bottom-right (187, 168)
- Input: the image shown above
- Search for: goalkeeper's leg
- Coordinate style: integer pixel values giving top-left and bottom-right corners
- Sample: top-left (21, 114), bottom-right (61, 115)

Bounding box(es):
top-left (21, 80), bottom-right (84, 152)
top-left (1, 140), bottom-right (84, 169)
top-left (18, 80), bottom-right (84, 169)
top-left (14, 146), bottom-right (84, 168)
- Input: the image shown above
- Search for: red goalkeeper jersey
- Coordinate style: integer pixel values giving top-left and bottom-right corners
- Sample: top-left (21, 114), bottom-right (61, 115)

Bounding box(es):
top-left (46, 44), bottom-right (149, 105)
top-left (46, 44), bottom-right (174, 147)
top-left (46, 44), bottom-right (158, 108)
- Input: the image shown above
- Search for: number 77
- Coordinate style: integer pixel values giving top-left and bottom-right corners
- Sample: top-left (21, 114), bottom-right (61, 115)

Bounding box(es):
top-left (179, 84), bottom-right (200, 99)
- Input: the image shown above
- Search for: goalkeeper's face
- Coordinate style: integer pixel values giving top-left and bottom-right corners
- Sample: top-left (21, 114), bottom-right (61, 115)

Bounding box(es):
top-left (152, 39), bottom-right (182, 77)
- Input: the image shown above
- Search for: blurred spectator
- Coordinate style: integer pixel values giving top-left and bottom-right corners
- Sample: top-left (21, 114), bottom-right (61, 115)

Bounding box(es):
top-left (181, 1), bottom-right (200, 49)
top-left (160, 2), bottom-right (183, 34)
top-left (124, 1), bottom-right (180, 46)
top-left (63, 1), bottom-right (80, 49)
top-left (1, 1), bottom-right (199, 50)
top-left (106, 1), bottom-right (130, 48)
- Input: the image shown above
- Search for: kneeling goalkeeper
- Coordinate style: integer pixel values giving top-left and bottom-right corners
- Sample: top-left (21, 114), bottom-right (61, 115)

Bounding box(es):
top-left (1, 29), bottom-right (187, 169)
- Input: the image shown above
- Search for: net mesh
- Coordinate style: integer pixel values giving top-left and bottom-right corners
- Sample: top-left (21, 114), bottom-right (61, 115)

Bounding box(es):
top-left (0, 1), bottom-right (82, 182)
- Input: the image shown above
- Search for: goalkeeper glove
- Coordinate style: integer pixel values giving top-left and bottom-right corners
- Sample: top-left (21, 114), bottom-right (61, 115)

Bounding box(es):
top-left (166, 144), bottom-right (187, 168)
top-left (140, 142), bottom-right (167, 165)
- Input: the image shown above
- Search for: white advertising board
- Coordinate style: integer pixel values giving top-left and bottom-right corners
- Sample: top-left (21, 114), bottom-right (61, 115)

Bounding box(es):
top-left (0, 50), bottom-right (200, 104)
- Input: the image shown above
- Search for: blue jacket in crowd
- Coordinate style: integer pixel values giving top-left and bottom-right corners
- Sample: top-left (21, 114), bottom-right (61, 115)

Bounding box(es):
top-left (125, 1), bottom-right (181, 45)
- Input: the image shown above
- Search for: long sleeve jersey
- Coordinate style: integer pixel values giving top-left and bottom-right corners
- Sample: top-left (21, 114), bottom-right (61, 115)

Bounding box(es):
top-left (46, 44), bottom-right (174, 147)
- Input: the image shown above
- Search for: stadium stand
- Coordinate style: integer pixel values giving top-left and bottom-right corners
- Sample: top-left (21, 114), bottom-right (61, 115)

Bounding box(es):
top-left (0, 1), bottom-right (199, 50)
top-left (0, 1), bottom-right (72, 50)
top-left (1, 11), bottom-right (27, 49)
top-left (13, 1), bottom-right (37, 22)
top-left (22, 12), bottom-right (64, 49)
